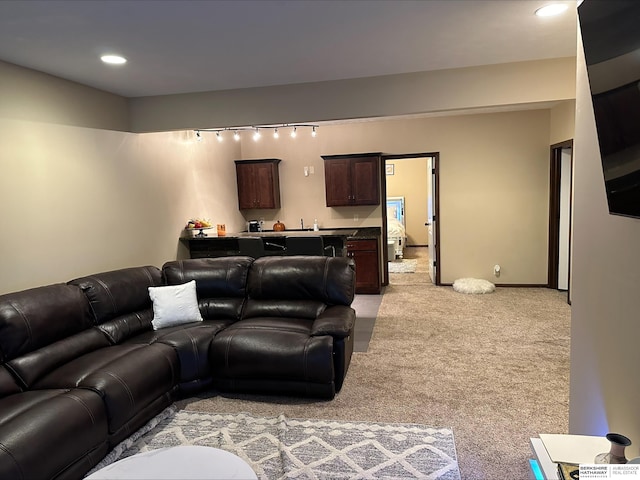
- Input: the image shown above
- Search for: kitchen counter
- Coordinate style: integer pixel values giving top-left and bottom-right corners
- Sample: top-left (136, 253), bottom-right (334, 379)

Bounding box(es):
top-left (180, 227), bottom-right (380, 259)
top-left (207, 227), bottom-right (377, 238)
top-left (237, 229), bottom-right (356, 238)
top-left (183, 227), bottom-right (380, 240)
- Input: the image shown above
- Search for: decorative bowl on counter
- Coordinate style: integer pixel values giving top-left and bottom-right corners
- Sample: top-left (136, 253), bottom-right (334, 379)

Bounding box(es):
top-left (185, 227), bottom-right (213, 238)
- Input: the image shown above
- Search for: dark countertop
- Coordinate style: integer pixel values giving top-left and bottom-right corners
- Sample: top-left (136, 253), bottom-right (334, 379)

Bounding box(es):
top-left (182, 227), bottom-right (380, 241)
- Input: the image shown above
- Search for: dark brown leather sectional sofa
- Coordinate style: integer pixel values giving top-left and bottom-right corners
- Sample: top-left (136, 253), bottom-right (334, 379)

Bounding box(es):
top-left (0, 255), bottom-right (355, 479)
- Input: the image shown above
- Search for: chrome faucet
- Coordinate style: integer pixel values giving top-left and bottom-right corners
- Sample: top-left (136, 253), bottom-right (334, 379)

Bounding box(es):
top-left (300, 218), bottom-right (304, 230)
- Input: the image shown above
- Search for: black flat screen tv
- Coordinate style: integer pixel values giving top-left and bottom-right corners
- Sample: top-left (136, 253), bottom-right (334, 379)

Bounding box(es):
top-left (578, 0), bottom-right (640, 218)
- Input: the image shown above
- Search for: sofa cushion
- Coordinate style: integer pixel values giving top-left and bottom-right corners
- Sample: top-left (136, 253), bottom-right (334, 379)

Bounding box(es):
top-left (210, 318), bottom-right (334, 396)
top-left (0, 284), bottom-right (93, 362)
top-left (149, 280), bottom-right (203, 330)
top-left (6, 328), bottom-right (111, 389)
top-left (247, 256), bottom-right (355, 306)
top-left (162, 257), bottom-right (252, 321)
top-left (210, 319), bottom-right (333, 383)
top-left (0, 388), bottom-right (108, 479)
top-left (0, 366), bottom-right (21, 398)
top-left (69, 266), bottom-right (163, 344)
top-left (126, 320), bottom-right (232, 386)
top-left (69, 266), bottom-right (162, 324)
top-left (95, 310), bottom-right (154, 345)
top-left (242, 299), bottom-right (326, 320)
top-left (32, 343), bottom-right (179, 440)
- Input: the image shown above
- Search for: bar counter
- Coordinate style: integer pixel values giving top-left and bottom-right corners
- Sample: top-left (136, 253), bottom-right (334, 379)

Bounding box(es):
top-left (180, 227), bottom-right (380, 258)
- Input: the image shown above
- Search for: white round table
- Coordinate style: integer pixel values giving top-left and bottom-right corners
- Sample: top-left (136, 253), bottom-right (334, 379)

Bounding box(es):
top-left (86, 445), bottom-right (258, 479)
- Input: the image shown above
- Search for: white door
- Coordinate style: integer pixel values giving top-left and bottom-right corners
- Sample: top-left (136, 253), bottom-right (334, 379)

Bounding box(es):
top-left (427, 157), bottom-right (436, 284)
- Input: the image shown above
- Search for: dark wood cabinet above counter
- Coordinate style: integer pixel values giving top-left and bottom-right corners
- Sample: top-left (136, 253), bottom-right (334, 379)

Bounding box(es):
top-left (322, 153), bottom-right (380, 207)
top-left (235, 158), bottom-right (281, 209)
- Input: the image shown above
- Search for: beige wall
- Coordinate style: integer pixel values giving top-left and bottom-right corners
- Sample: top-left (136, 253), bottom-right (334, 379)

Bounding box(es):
top-left (0, 120), bottom-right (245, 294)
top-left (0, 54), bottom-right (575, 292)
top-left (385, 158), bottom-right (429, 246)
top-left (569, 31), bottom-right (640, 454)
top-left (129, 57), bottom-right (576, 133)
top-left (550, 100), bottom-right (576, 145)
top-left (239, 110), bottom-right (552, 285)
top-left (0, 61), bottom-right (129, 131)
top-left (0, 112), bottom-right (556, 293)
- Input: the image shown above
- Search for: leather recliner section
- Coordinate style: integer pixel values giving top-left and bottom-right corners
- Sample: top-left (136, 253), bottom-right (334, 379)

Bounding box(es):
top-left (210, 256), bottom-right (356, 399)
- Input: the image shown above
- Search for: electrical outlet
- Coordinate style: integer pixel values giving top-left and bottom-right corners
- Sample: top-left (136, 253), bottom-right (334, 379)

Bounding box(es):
top-left (304, 166), bottom-right (309, 177)
top-left (309, 166), bottom-right (315, 174)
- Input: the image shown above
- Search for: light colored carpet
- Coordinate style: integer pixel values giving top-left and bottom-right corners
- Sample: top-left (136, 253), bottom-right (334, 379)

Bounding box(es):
top-left (176, 247), bottom-right (570, 480)
top-left (90, 407), bottom-right (461, 479)
top-left (388, 259), bottom-right (418, 273)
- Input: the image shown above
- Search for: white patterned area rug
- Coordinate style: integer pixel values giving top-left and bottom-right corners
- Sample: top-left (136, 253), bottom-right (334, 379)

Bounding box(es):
top-left (88, 406), bottom-right (461, 480)
top-left (388, 259), bottom-right (418, 273)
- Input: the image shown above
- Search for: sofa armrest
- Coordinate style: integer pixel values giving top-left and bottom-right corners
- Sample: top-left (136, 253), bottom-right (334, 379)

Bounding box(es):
top-left (310, 305), bottom-right (355, 338)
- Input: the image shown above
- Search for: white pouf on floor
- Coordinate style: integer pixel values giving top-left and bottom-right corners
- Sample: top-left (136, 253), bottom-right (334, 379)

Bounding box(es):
top-left (86, 445), bottom-right (258, 479)
top-left (453, 278), bottom-right (495, 294)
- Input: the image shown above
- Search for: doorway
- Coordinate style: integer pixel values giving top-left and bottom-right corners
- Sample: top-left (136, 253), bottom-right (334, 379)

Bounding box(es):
top-left (381, 153), bottom-right (440, 286)
top-left (548, 140), bottom-right (573, 302)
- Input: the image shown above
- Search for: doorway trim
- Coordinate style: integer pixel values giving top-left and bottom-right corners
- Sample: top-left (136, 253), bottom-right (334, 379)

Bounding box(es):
top-left (381, 152), bottom-right (441, 286)
top-left (547, 139), bottom-right (573, 300)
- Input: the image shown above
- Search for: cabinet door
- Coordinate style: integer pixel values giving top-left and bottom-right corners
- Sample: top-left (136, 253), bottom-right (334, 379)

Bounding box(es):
top-left (235, 159), bottom-right (281, 209)
top-left (324, 158), bottom-right (352, 206)
top-left (254, 162), bottom-right (280, 209)
top-left (347, 239), bottom-right (380, 294)
top-left (351, 157), bottom-right (379, 205)
top-left (236, 163), bottom-right (257, 209)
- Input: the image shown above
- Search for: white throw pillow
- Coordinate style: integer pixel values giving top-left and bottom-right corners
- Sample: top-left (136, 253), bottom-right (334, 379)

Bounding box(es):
top-left (149, 280), bottom-right (203, 330)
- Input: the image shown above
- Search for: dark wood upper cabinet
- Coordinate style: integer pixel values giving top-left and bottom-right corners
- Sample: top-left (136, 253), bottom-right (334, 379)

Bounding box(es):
top-left (322, 154), bottom-right (380, 206)
top-left (234, 159), bottom-right (281, 209)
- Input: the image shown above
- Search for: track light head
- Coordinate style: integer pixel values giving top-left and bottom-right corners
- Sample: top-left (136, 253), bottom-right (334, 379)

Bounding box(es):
top-left (216, 131), bottom-right (223, 142)
top-left (291, 127), bottom-right (297, 138)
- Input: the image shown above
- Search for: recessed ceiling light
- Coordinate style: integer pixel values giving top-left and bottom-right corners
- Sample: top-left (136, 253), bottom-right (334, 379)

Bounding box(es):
top-left (535, 4), bottom-right (569, 17)
top-left (100, 55), bottom-right (127, 65)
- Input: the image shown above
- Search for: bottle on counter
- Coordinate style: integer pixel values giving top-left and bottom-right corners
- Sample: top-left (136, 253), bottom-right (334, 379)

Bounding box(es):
top-left (313, 219), bottom-right (319, 231)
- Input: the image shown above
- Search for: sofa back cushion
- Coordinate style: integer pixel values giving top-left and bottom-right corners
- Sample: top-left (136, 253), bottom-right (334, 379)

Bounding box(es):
top-left (0, 284), bottom-right (93, 362)
top-left (244, 256), bottom-right (356, 320)
top-left (68, 266), bottom-right (162, 343)
top-left (0, 366), bottom-right (21, 398)
top-left (6, 328), bottom-right (111, 389)
top-left (162, 257), bottom-right (252, 321)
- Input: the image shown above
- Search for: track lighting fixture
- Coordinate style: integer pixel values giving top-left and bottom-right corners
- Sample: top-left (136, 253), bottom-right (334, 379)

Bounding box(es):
top-left (193, 124), bottom-right (318, 142)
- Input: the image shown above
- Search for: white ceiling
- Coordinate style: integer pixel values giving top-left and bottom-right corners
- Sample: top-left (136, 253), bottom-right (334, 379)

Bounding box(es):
top-left (0, 0), bottom-right (577, 99)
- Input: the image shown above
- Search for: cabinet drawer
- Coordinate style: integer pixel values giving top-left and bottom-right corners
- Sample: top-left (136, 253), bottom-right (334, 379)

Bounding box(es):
top-left (346, 239), bottom-right (377, 252)
top-left (346, 238), bottom-right (380, 294)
